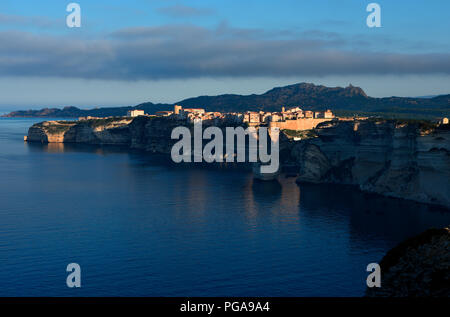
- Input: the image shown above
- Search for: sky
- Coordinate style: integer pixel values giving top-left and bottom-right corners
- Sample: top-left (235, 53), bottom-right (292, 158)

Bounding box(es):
top-left (0, 0), bottom-right (449, 111)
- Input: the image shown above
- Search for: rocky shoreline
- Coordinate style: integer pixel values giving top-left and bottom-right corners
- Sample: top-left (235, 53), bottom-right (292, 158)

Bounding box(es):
top-left (26, 116), bottom-right (450, 209)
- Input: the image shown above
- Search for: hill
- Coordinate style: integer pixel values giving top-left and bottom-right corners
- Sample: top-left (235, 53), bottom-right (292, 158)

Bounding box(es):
top-left (3, 83), bottom-right (449, 119)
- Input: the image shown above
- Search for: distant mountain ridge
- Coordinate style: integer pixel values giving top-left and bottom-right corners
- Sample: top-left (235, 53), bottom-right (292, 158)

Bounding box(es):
top-left (3, 83), bottom-right (450, 119)
top-left (175, 83), bottom-right (369, 112)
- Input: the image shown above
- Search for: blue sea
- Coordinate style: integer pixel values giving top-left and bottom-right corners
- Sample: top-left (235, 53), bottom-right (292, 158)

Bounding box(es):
top-left (0, 117), bottom-right (449, 296)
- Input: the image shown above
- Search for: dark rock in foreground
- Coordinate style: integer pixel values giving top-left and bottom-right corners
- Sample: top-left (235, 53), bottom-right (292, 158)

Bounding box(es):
top-left (366, 227), bottom-right (450, 297)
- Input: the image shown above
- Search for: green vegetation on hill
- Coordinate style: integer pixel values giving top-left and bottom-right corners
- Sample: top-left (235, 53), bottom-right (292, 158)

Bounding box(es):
top-left (283, 129), bottom-right (317, 139)
top-left (334, 108), bottom-right (450, 120)
top-left (38, 122), bottom-right (75, 134)
top-left (83, 117), bottom-right (127, 128)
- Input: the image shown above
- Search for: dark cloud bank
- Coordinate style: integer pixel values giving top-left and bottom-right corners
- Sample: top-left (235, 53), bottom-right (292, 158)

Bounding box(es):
top-left (0, 24), bottom-right (449, 80)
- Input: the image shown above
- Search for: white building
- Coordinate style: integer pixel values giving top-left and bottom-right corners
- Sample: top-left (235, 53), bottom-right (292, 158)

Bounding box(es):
top-left (184, 108), bottom-right (205, 115)
top-left (127, 110), bottom-right (145, 117)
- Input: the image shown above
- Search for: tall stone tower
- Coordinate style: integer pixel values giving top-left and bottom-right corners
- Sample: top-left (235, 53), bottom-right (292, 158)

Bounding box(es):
top-left (174, 105), bottom-right (182, 115)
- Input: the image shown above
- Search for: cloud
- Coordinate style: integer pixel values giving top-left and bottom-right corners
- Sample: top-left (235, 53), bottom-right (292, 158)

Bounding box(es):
top-left (0, 24), bottom-right (449, 81)
top-left (0, 13), bottom-right (60, 29)
top-left (157, 4), bottom-right (215, 18)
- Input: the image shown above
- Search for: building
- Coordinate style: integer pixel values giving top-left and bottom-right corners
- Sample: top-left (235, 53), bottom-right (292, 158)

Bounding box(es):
top-left (138, 103), bottom-right (336, 130)
top-left (155, 111), bottom-right (173, 117)
top-left (174, 105), bottom-right (183, 115)
top-left (226, 113), bottom-right (243, 123)
top-left (324, 109), bottom-right (334, 119)
top-left (286, 107), bottom-right (302, 113)
top-left (261, 113), bottom-right (272, 123)
top-left (186, 112), bottom-right (203, 123)
top-left (270, 113), bottom-right (282, 122)
top-left (304, 111), bottom-right (314, 118)
top-left (127, 110), bottom-right (145, 117)
top-left (184, 108), bottom-right (205, 114)
top-left (248, 112), bottom-right (260, 124)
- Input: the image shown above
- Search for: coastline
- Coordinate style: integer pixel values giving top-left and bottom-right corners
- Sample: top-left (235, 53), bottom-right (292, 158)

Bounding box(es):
top-left (1, 115), bottom-right (448, 297)
top-left (23, 116), bottom-right (450, 209)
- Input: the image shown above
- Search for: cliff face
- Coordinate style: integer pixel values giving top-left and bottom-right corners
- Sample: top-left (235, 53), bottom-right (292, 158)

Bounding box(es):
top-left (293, 120), bottom-right (450, 208)
top-left (27, 117), bottom-right (450, 208)
top-left (27, 119), bottom-right (132, 144)
top-left (128, 116), bottom-right (181, 153)
top-left (366, 227), bottom-right (449, 297)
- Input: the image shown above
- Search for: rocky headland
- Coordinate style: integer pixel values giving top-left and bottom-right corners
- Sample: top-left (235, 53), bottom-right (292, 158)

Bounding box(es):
top-left (27, 118), bottom-right (133, 144)
top-left (26, 116), bottom-right (450, 209)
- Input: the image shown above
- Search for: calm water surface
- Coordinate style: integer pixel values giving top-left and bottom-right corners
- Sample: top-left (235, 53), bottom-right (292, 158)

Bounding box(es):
top-left (0, 117), bottom-right (449, 296)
